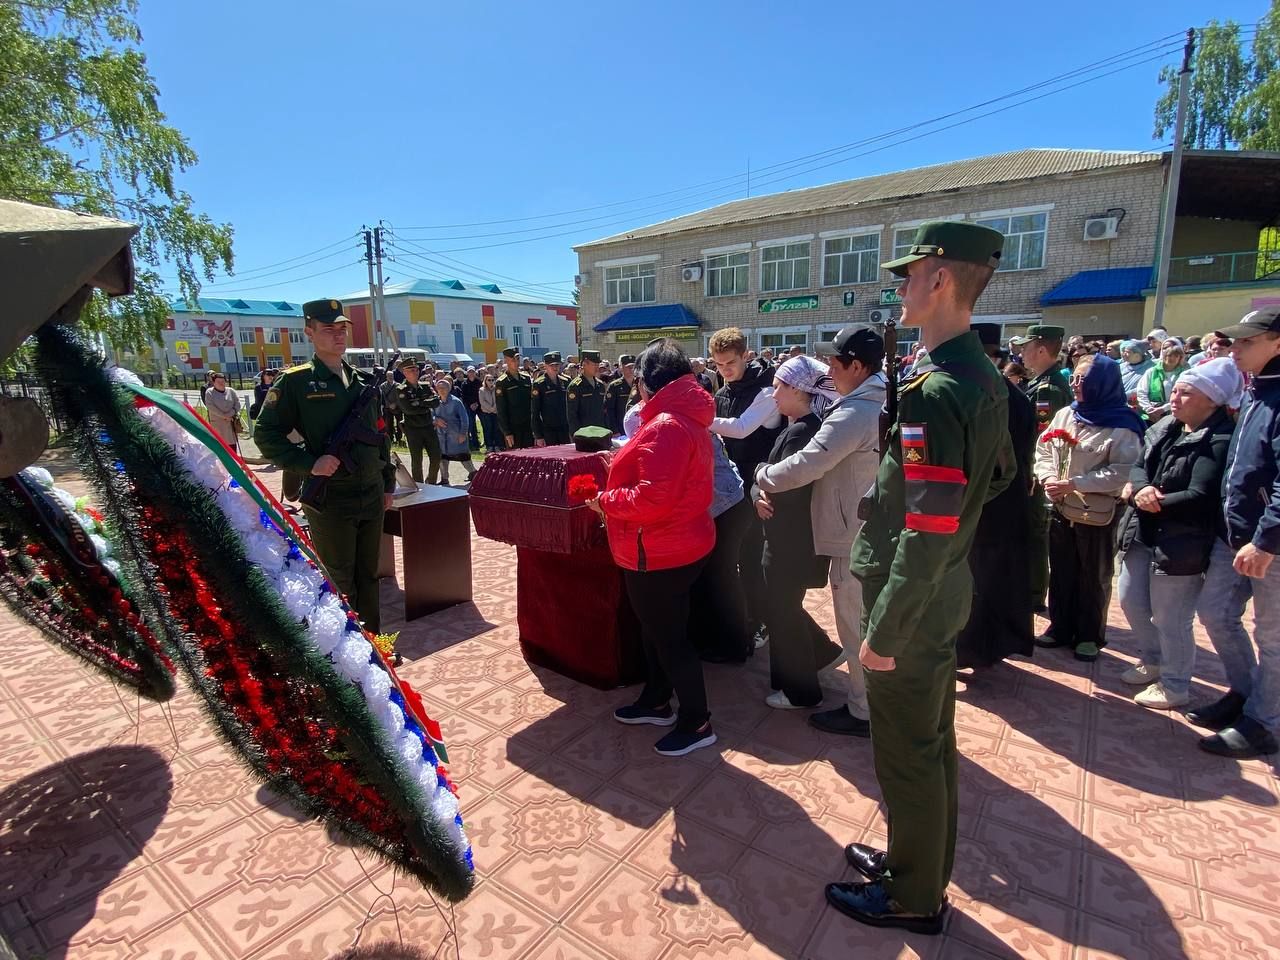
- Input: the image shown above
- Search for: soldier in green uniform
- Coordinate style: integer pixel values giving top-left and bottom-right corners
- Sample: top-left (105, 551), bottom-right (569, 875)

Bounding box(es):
top-left (826, 222), bottom-right (1013, 935)
top-left (605, 354), bottom-right (637, 435)
top-left (395, 358), bottom-right (441, 484)
top-left (567, 350), bottom-right (609, 434)
top-left (254, 298), bottom-right (395, 634)
top-left (494, 347), bottom-right (534, 449)
top-left (530, 351), bottom-right (572, 446)
top-left (1008, 324), bottom-right (1071, 614)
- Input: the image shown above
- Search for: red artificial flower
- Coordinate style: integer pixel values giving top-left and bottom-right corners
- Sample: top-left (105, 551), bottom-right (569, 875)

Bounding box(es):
top-left (567, 474), bottom-right (600, 503)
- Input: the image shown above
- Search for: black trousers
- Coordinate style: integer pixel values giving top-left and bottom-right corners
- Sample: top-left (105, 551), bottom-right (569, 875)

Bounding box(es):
top-left (689, 497), bottom-right (752, 661)
top-left (764, 561), bottom-right (840, 706)
top-left (738, 517), bottom-right (767, 632)
top-left (624, 554), bottom-right (711, 732)
top-left (1047, 511), bottom-right (1118, 647)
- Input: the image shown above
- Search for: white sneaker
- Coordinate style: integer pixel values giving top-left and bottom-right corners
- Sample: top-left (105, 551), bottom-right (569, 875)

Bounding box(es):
top-left (766, 690), bottom-right (811, 710)
top-left (1121, 662), bottom-right (1161, 686)
top-left (1134, 682), bottom-right (1189, 710)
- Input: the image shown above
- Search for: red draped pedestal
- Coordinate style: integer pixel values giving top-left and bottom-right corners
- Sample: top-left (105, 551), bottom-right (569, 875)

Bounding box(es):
top-left (470, 447), bottom-right (643, 689)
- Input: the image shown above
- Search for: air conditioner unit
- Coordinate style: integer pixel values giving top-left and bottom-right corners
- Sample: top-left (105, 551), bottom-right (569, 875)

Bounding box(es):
top-left (573, 274), bottom-right (583, 287)
top-left (1083, 216), bottom-right (1120, 241)
top-left (681, 264), bottom-right (704, 282)
top-left (868, 307), bottom-right (891, 325)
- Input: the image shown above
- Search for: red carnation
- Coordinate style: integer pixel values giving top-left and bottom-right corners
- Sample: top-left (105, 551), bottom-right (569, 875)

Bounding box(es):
top-left (1038, 428), bottom-right (1078, 446)
top-left (568, 475), bottom-right (600, 503)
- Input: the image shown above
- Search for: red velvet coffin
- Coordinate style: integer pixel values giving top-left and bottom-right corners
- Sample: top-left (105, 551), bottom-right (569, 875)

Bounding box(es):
top-left (469, 447), bottom-right (611, 554)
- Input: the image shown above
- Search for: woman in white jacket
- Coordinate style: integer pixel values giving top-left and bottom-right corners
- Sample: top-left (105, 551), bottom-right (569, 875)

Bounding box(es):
top-left (1033, 354), bottom-right (1144, 662)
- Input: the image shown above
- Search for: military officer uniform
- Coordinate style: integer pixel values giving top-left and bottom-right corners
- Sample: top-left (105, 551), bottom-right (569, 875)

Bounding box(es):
top-left (1010, 324), bottom-right (1072, 610)
top-left (567, 350), bottom-right (609, 434)
top-left (395, 359), bottom-right (442, 484)
top-left (494, 347), bottom-right (535, 448)
top-left (830, 222), bottom-right (1013, 933)
top-left (254, 298), bottom-right (394, 633)
top-left (605, 354), bottom-right (637, 435)
top-left (530, 351), bottom-right (572, 445)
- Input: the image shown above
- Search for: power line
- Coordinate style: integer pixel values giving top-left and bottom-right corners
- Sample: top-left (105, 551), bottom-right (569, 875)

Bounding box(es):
top-left (387, 233), bottom-right (574, 295)
top-left (196, 260), bottom-right (362, 296)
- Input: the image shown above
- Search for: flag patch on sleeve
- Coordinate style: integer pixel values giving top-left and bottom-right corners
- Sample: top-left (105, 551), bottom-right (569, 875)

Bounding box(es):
top-left (901, 423), bottom-right (927, 463)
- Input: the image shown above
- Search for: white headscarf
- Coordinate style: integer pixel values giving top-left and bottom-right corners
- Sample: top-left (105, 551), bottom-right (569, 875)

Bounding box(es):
top-left (1178, 357), bottom-right (1245, 409)
top-left (775, 355), bottom-right (841, 418)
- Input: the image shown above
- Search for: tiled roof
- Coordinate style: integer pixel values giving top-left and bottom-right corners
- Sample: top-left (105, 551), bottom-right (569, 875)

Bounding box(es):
top-left (1040, 266), bottom-right (1154, 306)
top-left (170, 298), bottom-right (302, 316)
top-left (593, 304), bottom-right (700, 332)
top-left (338, 278), bottom-right (574, 308)
top-left (578, 149), bottom-right (1162, 248)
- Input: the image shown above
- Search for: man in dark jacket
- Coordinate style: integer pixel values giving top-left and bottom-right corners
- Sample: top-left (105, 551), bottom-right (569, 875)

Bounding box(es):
top-left (711, 327), bottom-right (782, 645)
top-left (1193, 306), bottom-right (1280, 758)
top-left (460, 367), bottom-right (483, 450)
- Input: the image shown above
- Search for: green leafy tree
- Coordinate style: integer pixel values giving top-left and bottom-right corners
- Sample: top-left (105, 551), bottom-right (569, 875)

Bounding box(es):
top-left (0, 0), bottom-right (233, 349)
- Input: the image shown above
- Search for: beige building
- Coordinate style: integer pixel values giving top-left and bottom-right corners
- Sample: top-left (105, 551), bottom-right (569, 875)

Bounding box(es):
top-left (573, 148), bottom-right (1280, 357)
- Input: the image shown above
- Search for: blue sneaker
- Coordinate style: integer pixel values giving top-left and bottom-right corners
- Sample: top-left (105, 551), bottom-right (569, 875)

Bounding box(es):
top-left (825, 879), bottom-right (947, 935)
top-left (613, 703), bottom-right (676, 726)
top-left (653, 724), bottom-right (717, 757)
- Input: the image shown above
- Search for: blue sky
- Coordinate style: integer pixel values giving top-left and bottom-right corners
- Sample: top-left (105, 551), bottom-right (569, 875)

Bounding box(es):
top-left (141, 0), bottom-right (1264, 306)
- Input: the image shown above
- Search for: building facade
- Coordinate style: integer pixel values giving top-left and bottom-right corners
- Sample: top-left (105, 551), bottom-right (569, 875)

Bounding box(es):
top-left (161, 298), bottom-right (308, 375)
top-left (574, 148), bottom-right (1280, 356)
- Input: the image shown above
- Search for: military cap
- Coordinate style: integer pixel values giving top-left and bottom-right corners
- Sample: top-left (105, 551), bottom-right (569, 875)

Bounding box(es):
top-left (618, 354), bottom-right (636, 366)
top-left (971, 323), bottom-right (1002, 348)
top-left (573, 425), bottom-right (613, 452)
top-left (302, 298), bottom-right (350, 324)
top-left (396, 357), bottom-right (421, 371)
top-left (1008, 324), bottom-right (1065, 347)
top-left (1217, 305), bottom-right (1280, 341)
top-left (882, 221), bottom-right (1005, 278)
top-left (817, 326), bottom-right (885, 365)
top-left (543, 351), bottom-right (562, 364)
top-left (502, 347), bottom-right (520, 359)
top-left (580, 350), bottom-right (601, 363)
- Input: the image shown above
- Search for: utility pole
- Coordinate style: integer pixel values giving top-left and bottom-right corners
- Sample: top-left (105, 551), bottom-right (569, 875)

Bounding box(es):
top-left (1152, 28), bottom-right (1196, 329)
top-left (373, 225), bottom-right (390, 366)
top-left (362, 227), bottom-right (380, 365)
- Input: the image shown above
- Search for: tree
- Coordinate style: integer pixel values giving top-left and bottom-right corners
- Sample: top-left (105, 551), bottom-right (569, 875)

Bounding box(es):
top-left (0, 0), bottom-right (234, 349)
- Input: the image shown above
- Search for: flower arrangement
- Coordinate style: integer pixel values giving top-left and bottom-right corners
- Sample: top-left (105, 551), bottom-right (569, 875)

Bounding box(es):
top-left (1038, 428), bottom-right (1078, 481)
top-left (567, 474), bottom-right (600, 503)
top-left (34, 325), bottom-right (474, 901)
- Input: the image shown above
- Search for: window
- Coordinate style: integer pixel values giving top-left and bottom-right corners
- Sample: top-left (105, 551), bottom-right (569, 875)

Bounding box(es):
top-left (512, 327), bottom-right (523, 348)
top-left (706, 251), bottom-right (749, 297)
top-left (288, 329), bottom-right (305, 344)
top-left (241, 358), bottom-right (259, 374)
top-left (761, 242), bottom-right (810, 292)
top-left (760, 332), bottom-right (808, 351)
top-left (892, 228), bottom-right (918, 262)
top-left (266, 329), bottom-right (281, 344)
top-left (604, 262), bottom-right (656, 305)
top-left (475, 323), bottom-right (486, 339)
top-left (823, 234), bottom-right (880, 286)
top-left (529, 327), bottom-right (540, 348)
top-left (238, 328), bottom-right (256, 345)
top-left (495, 325), bottom-right (505, 339)
top-left (292, 353), bottom-right (308, 364)
top-left (974, 211), bottom-right (1048, 271)
top-left (266, 358), bottom-right (285, 370)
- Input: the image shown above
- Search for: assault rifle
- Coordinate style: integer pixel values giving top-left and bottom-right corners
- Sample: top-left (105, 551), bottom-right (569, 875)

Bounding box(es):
top-left (878, 315), bottom-right (898, 460)
top-left (299, 384), bottom-right (384, 510)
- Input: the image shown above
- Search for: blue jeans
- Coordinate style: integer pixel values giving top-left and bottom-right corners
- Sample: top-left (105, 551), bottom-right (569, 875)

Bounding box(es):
top-left (1197, 538), bottom-right (1280, 733)
top-left (1117, 542), bottom-right (1202, 695)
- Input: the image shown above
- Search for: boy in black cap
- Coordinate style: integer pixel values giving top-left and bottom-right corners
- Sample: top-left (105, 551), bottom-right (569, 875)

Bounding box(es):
top-left (494, 347), bottom-right (534, 448)
top-left (531, 351), bottom-right (572, 445)
top-left (568, 350), bottom-right (609, 433)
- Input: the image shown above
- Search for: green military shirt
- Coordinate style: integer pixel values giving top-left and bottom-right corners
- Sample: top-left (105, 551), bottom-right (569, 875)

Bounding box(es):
top-left (605, 376), bottom-right (635, 435)
top-left (1023, 367), bottom-right (1072, 434)
top-left (850, 331), bottom-right (1013, 657)
top-left (567, 375), bottom-right (608, 434)
top-left (395, 380), bottom-right (440, 431)
top-left (494, 371), bottom-right (533, 438)
top-left (254, 355), bottom-right (394, 493)
top-left (530, 373), bottom-right (570, 440)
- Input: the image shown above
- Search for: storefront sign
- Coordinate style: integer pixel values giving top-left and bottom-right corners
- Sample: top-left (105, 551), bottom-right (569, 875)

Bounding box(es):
top-left (758, 296), bottom-right (819, 314)
top-left (613, 326), bottom-right (699, 343)
top-left (880, 287), bottom-right (903, 306)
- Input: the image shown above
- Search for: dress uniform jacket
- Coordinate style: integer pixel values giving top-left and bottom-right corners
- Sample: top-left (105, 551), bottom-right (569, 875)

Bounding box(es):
top-left (531, 373), bottom-right (572, 444)
top-left (1022, 366), bottom-right (1072, 606)
top-left (605, 377), bottom-right (636, 435)
top-left (494, 371), bottom-right (534, 448)
top-left (567, 375), bottom-right (608, 434)
top-left (1024, 367), bottom-right (1072, 434)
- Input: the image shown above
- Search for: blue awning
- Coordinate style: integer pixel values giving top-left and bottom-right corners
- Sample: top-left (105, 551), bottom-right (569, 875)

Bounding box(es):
top-left (594, 303), bottom-right (700, 332)
top-left (1040, 266), bottom-right (1153, 307)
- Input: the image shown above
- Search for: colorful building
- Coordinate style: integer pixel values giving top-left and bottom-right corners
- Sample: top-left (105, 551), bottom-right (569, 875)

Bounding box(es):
top-left (161, 298), bottom-right (307, 374)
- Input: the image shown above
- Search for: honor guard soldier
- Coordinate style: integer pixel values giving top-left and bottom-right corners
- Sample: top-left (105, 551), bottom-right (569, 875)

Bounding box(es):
top-left (1008, 324), bottom-right (1071, 613)
top-left (494, 347), bottom-right (535, 448)
top-left (828, 222), bottom-right (1013, 935)
top-left (254, 298), bottom-right (394, 633)
top-left (605, 354), bottom-right (637, 434)
top-left (567, 350), bottom-right (609, 434)
top-left (530, 351), bottom-right (572, 446)
top-left (395, 358), bottom-right (442, 484)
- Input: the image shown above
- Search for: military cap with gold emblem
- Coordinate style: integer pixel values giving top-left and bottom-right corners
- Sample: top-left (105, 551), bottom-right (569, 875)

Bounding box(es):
top-left (881, 221), bottom-right (1005, 278)
top-left (543, 351), bottom-right (562, 364)
top-left (580, 350), bottom-right (601, 363)
top-left (302, 298), bottom-right (350, 324)
top-left (502, 347), bottom-right (519, 359)
top-left (618, 354), bottom-right (636, 366)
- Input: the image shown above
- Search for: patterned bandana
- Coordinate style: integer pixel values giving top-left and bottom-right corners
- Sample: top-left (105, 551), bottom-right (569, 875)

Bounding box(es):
top-left (775, 355), bottom-right (842, 418)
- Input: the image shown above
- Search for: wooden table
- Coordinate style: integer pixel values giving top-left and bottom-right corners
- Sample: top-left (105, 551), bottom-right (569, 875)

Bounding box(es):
top-left (383, 485), bottom-right (472, 620)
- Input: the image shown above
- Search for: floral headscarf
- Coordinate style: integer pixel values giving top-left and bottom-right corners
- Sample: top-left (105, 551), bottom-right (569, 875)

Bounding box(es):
top-left (775, 355), bottom-right (841, 418)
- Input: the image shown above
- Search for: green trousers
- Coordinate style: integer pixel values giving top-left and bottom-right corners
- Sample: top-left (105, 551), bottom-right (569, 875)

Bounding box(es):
top-left (303, 481), bottom-right (386, 634)
top-left (404, 426), bottom-right (441, 484)
top-left (861, 566), bottom-right (970, 915)
top-left (1028, 491), bottom-right (1050, 607)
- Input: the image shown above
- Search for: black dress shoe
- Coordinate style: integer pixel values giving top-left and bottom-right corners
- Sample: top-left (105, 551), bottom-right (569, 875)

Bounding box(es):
top-left (1187, 691), bottom-right (1246, 731)
top-left (824, 880), bottom-right (947, 935)
top-left (1199, 716), bottom-right (1280, 759)
top-left (844, 842), bottom-right (887, 880)
top-left (809, 706), bottom-right (871, 738)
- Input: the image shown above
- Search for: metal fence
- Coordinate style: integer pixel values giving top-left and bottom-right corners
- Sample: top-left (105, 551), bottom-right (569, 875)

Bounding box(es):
top-left (0, 373), bottom-right (63, 436)
top-left (1168, 250), bottom-right (1280, 287)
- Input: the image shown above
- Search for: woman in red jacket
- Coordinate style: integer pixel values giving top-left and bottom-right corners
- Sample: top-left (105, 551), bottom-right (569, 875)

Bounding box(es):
top-left (588, 338), bottom-right (717, 756)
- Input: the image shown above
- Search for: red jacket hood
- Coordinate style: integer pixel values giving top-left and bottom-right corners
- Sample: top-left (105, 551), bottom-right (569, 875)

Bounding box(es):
top-left (639, 373), bottom-right (715, 428)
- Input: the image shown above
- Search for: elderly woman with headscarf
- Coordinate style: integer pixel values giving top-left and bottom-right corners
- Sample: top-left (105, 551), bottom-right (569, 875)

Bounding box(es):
top-left (204, 372), bottom-right (243, 451)
top-left (1119, 340), bottom-right (1155, 398)
top-left (749, 355), bottom-right (843, 708)
top-left (1137, 338), bottom-right (1189, 423)
top-left (1116, 357), bottom-right (1242, 709)
top-left (1034, 354), bottom-right (1144, 662)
